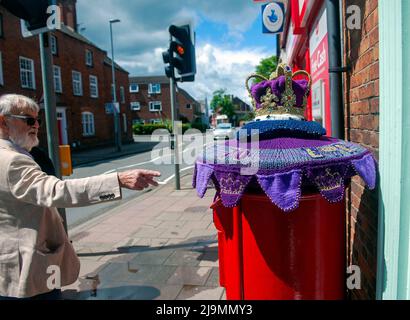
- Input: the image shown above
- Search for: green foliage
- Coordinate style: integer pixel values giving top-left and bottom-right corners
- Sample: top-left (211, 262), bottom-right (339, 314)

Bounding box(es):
top-left (254, 55), bottom-right (278, 83)
top-left (210, 89), bottom-right (235, 119)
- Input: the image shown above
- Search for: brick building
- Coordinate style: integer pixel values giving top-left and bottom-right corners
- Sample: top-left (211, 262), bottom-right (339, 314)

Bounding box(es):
top-left (280, 0), bottom-right (380, 299)
top-left (342, 0), bottom-right (379, 300)
top-left (210, 95), bottom-right (252, 127)
top-left (128, 75), bottom-right (201, 125)
top-left (0, 0), bottom-right (133, 151)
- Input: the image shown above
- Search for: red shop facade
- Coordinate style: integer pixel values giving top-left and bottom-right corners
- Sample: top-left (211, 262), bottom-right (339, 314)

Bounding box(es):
top-left (281, 0), bottom-right (333, 135)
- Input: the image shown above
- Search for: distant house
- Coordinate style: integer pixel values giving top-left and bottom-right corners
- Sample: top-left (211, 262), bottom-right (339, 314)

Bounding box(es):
top-left (128, 75), bottom-right (200, 125)
top-left (0, 0), bottom-right (133, 150)
top-left (210, 95), bottom-right (252, 127)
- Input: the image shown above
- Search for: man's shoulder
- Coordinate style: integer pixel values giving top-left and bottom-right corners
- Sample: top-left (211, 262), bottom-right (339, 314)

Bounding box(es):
top-left (0, 148), bottom-right (35, 166)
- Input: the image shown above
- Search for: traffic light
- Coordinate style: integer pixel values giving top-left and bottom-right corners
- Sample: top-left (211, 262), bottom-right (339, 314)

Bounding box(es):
top-left (1, 0), bottom-right (54, 31)
top-left (162, 24), bottom-right (196, 82)
top-left (162, 49), bottom-right (174, 78)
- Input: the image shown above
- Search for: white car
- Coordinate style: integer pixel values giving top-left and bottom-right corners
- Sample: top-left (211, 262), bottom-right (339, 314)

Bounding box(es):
top-left (213, 123), bottom-right (234, 140)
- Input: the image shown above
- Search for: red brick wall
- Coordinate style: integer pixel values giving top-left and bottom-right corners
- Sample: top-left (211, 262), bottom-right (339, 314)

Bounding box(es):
top-left (129, 83), bottom-right (195, 124)
top-left (0, 7), bottom-right (132, 150)
top-left (343, 0), bottom-right (379, 300)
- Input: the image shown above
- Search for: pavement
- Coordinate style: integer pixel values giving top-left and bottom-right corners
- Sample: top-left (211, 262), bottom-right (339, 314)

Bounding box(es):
top-left (61, 168), bottom-right (224, 300)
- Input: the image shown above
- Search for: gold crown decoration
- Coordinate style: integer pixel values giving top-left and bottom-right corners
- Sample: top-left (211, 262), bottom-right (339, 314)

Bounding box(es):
top-left (246, 63), bottom-right (312, 119)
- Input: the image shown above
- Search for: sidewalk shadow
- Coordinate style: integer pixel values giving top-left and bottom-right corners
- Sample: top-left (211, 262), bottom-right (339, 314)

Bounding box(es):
top-left (77, 237), bottom-right (218, 258)
top-left (62, 285), bottom-right (160, 300)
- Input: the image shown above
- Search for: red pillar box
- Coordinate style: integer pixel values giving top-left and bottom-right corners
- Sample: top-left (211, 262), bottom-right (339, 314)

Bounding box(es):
top-left (212, 192), bottom-right (345, 300)
top-left (193, 63), bottom-right (377, 300)
top-left (241, 192), bottom-right (345, 300)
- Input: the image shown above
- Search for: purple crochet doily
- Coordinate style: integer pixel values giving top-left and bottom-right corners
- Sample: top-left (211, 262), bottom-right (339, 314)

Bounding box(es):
top-left (193, 138), bottom-right (377, 212)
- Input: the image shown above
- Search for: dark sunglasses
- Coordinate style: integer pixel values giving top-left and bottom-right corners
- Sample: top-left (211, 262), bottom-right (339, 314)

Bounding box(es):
top-left (5, 114), bottom-right (42, 126)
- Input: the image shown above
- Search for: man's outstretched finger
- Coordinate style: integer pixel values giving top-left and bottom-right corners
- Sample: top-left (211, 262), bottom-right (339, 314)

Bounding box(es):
top-left (140, 169), bottom-right (161, 177)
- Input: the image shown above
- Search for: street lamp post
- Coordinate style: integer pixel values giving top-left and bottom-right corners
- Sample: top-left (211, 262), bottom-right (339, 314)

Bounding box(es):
top-left (109, 18), bottom-right (122, 152)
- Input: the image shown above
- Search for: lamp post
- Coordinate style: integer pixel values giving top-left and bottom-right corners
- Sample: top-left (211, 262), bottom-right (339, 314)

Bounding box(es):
top-left (109, 18), bottom-right (122, 152)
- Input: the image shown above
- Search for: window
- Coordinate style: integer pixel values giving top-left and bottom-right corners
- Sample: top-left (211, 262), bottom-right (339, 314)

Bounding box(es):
top-left (51, 35), bottom-right (58, 55)
top-left (129, 84), bottom-right (139, 93)
top-left (122, 114), bottom-right (127, 133)
top-left (0, 13), bottom-right (4, 38)
top-left (19, 57), bottom-right (35, 89)
top-left (149, 101), bottom-right (162, 112)
top-left (89, 75), bottom-right (98, 98)
top-left (186, 103), bottom-right (192, 109)
top-left (120, 86), bottom-right (125, 103)
top-left (148, 83), bottom-right (161, 94)
top-left (81, 112), bottom-right (95, 136)
top-left (0, 52), bottom-right (3, 86)
top-left (130, 102), bottom-right (140, 111)
top-left (85, 49), bottom-right (93, 66)
top-left (150, 119), bottom-right (162, 124)
top-left (72, 71), bottom-right (83, 96)
top-left (132, 119), bottom-right (145, 126)
top-left (111, 84), bottom-right (115, 101)
top-left (53, 65), bottom-right (62, 93)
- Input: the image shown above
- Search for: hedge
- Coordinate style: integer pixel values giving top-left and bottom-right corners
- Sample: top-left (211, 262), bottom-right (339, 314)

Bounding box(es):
top-left (132, 123), bottom-right (192, 135)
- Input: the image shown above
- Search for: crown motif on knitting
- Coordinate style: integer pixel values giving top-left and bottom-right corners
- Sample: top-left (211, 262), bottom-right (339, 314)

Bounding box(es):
top-left (314, 168), bottom-right (343, 192)
top-left (219, 174), bottom-right (246, 195)
top-left (246, 63), bottom-right (312, 119)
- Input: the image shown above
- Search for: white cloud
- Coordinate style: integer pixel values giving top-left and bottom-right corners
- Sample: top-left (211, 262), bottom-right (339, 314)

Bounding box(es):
top-left (76, 0), bottom-right (272, 105)
top-left (179, 43), bottom-right (270, 105)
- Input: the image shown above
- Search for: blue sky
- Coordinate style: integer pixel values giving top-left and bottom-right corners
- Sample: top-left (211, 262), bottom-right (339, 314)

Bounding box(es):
top-left (77, 0), bottom-right (278, 104)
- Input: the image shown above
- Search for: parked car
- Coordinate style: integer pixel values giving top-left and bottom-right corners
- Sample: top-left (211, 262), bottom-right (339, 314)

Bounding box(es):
top-left (213, 123), bottom-right (234, 140)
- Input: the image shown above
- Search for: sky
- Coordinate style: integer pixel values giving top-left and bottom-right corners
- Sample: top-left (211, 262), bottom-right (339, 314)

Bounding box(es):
top-left (76, 0), bottom-right (278, 105)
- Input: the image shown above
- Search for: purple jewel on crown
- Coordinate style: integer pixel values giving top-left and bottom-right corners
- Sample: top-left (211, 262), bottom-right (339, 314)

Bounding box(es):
top-left (245, 63), bottom-right (312, 120)
top-left (219, 174), bottom-right (246, 195)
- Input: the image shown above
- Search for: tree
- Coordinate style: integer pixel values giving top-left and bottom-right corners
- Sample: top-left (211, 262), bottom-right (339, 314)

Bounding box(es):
top-left (210, 89), bottom-right (235, 120)
top-left (254, 55), bottom-right (278, 83)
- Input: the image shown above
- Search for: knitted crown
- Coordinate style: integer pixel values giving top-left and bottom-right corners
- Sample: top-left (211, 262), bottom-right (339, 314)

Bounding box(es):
top-left (246, 63), bottom-right (312, 119)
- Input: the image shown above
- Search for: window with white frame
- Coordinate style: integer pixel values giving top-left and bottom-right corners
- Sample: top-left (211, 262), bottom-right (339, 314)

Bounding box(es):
top-left (51, 35), bottom-right (58, 55)
top-left (89, 75), bottom-right (98, 98)
top-left (122, 113), bottom-right (127, 133)
top-left (72, 71), bottom-right (83, 96)
top-left (132, 119), bottom-right (144, 126)
top-left (149, 101), bottom-right (162, 112)
top-left (186, 103), bottom-right (192, 109)
top-left (81, 112), bottom-right (95, 136)
top-left (120, 86), bottom-right (125, 103)
top-left (150, 119), bottom-right (162, 124)
top-left (0, 52), bottom-right (4, 86)
top-left (130, 102), bottom-right (140, 111)
top-left (129, 83), bottom-right (139, 93)
top-left (85, 49), bottom-right (93, 66)
top-left (19, 57), bottom-right (35, 89)
top-left (53, 65), bottom-right (62, 93)
top-left (148, 83), bottom-right (161, 94)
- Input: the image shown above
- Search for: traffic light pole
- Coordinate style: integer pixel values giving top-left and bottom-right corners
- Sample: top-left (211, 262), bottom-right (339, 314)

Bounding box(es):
top-left (170, 75), bottom-right (181, 190)
top-left (39, 32), bottom-right (67, 233)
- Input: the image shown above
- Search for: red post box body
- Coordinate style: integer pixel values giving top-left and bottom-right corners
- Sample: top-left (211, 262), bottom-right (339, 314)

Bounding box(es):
top-left (213, 192), bottom-right (346, 300)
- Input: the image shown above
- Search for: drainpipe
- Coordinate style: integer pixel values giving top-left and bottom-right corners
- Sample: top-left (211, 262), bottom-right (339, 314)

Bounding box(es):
top-left (326, 0), bottom-right (345, 139)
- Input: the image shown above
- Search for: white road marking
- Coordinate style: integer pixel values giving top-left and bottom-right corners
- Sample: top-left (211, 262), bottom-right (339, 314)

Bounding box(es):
top-left (102, 141), bottom-right (212, 175)
top-left (157, 165), bottom-right (195, 184)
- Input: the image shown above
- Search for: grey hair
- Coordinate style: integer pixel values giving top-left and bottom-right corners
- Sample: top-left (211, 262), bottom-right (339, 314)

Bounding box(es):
top-left (0, 94), bottom-right (40, 115)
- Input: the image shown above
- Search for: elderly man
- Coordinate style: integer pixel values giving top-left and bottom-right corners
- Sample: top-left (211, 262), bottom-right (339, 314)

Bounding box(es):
top-left (0, 94), bottom-right (161, 300)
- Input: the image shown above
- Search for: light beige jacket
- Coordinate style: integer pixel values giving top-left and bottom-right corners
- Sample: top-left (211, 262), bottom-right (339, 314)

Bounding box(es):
top-left (0, 139), bottom-right (121, 298)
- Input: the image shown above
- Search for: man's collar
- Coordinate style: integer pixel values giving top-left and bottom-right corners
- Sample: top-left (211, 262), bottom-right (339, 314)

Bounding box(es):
top-left (0, 138), bottom-right (33, 159)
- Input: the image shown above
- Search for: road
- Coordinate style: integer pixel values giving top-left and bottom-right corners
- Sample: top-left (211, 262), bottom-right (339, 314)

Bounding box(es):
top-left (65, 135), bottom-right (209, 229)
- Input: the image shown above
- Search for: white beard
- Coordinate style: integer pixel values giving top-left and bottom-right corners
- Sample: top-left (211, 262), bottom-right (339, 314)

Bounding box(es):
top-left (9, 130), bottom-right (39, 151)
